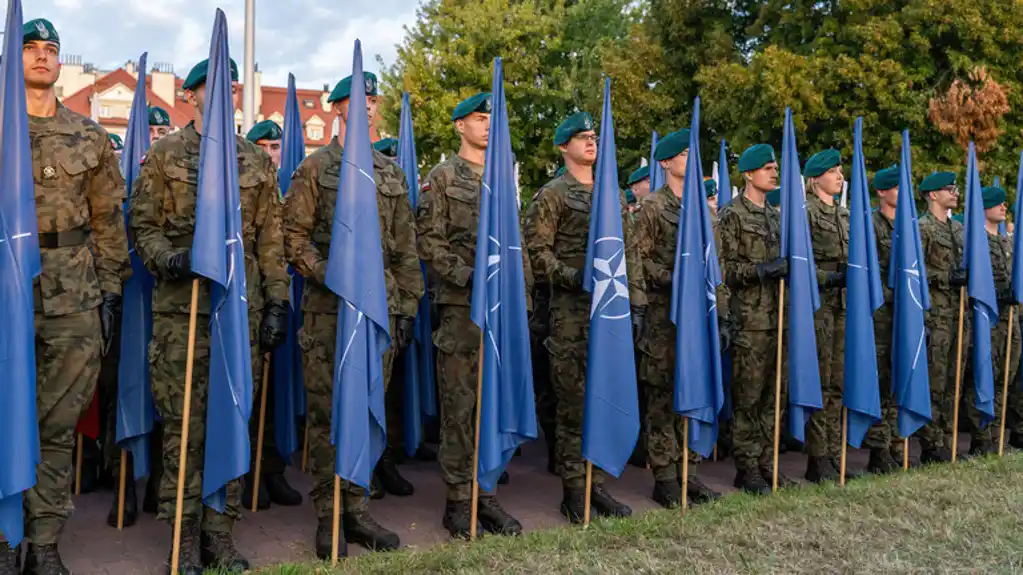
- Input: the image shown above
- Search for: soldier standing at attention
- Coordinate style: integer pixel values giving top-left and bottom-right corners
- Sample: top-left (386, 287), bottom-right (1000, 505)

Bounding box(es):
top-left (282, 71), bottom-right (423, 557)
top-left (1, 19), bottom-right (130, 574)
top-left (627, 165), bottom-right (651, 203)
top-left (717, 144), bottom-right (788, 495)
top-left (917, 172), bottom-right (968, 463)
top-left (801, 150), bottom-right (851, 483)
top-left (149, 106), bottom-right (173, 143)
top-left (524, 112), bottom-right (645, 523)
top-left (130, 57), bottom-right (289, 574)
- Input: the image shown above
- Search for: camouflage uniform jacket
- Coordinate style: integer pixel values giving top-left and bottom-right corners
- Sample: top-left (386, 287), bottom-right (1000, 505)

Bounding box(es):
top-left (918, 211), bottom-right (964, 319)
top-left (282, 137), bottom-right (423, 317)
top-left (129, 122), bottom-right (289, 315)
top-left (523, 171), bottom-right (646, 311)
top-left (989, 230), bottom-right (1014, 315)
top-left (806, 193), bottom-right (849, 308)
top-left (873, 209), bottom-right (895, 308)
top-left (717, 193), bottom-right (781, 331)
top-left (417, 154), bottom-right (533, 308)
top-left (30, 102), bottom-right (130, 316)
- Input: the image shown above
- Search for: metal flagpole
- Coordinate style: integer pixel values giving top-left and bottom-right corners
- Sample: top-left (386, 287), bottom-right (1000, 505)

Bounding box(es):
top-left (242, 0), bottom-right (256, 133)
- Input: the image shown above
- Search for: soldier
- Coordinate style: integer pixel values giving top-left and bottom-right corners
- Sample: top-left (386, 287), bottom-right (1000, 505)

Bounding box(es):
top-left (968, 186), bottom-right (1020, 455)
top-left (150, 106), bottom-right (173, 143)
top-left (0, 19), bottom-right (131, 574)
top-left (417, 92), bottom-right (531, 538)
top-left (523, 111), bottom-right (645, 522)
top-left (627, 165), bottom-right (651, 202)
top-left (634, 129), bottom-right (723, 508)
top-left (717, 144), bottom-right (789, 495)
top-left (801, 150), bottom-right (851, 482)
top-left (864, 165), bottom-right (903, 473)
top-left (917, 171), bottom-right (968, 463)
top-left (705, 178), bottom-right (719, 219)
top-left (130, 57), bottom-right (289, 574)
top-left (240, 118), bottom-right (303, 511)
top-left (282, 71), bottom-right (423, 557)
top-left (109, 133), bottom-right (125, 161)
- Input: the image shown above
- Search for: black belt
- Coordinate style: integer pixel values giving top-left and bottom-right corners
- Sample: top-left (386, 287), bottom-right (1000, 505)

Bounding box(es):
top-left (818, 261), bottom-right (840, 272)
top-left (38, 228), bottom-right (87, 249)
top-left (171, 233), bottom-right (254, 253)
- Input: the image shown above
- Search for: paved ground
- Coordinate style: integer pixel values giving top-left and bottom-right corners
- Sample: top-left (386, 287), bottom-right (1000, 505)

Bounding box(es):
top-left (63, 438), bottom-right (908, 574)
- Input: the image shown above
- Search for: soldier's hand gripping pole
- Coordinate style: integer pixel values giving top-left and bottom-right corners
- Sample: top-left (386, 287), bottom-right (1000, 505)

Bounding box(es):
top-left (771, 279), bottom-right (786, 492)
top-left (171, 279), bottom-right (200, 575)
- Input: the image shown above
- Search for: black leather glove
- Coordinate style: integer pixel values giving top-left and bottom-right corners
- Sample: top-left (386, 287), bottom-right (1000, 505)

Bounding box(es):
top-left (949, 268), bottom-right (969, 287)
top-left (822, 271), bottom-right (847, 289)
top-left (100, 292), bottom-right (123, 357)
top-left (755, 258), bottom-right (789, 282)
top-left (719, 318), bottom-right (734, 353)
top-left (631, 306), bottom-right (647, 346)
top-left (166, 250), bottom-right (194, 281)
top-left (397, 315), bottom-right (416, 350)
top-left (997, 287), bottom-right (1016, 307)
top-left (259, 299), bottom-right (289, 351)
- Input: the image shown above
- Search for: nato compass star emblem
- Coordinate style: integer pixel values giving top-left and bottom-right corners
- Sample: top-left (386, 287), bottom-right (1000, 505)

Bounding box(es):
top-left (590, 237), bottom-right (630, 320)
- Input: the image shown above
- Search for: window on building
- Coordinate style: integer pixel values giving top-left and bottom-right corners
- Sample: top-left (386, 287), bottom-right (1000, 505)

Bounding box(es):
top-left (303, 99), bottom-right (315, 109)
top-left (100, 106), bottom-right (111, 117)
top-left (307, 126), bottom-right (323, 140)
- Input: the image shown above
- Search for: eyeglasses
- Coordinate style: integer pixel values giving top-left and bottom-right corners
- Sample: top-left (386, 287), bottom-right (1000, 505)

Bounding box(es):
top-left (573, 133), bottom-right (598, 143)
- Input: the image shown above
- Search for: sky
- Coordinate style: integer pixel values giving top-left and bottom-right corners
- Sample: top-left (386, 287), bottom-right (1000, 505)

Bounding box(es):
top-left (12, 0), bottom-right (420, 90)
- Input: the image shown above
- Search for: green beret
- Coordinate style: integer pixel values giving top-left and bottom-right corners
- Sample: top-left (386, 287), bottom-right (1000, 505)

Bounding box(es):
top-left (872, 165), bottom-right (899, 191)
top-left (803, 149), bottom-right (841, 178)
top-left (766, 188), bottom-right (781, 207)
top-left (148, 106), bottom-right (171, 127)
top-left (919, 171), bottom-right (957, 194)
top-left (983, 186), bottom-right (1007, 209)
top-left (373, 138), bottom-right (399, 157)
top-left (653, 129), bottom-right (691, 162)
top-left (182, 58), bottom-right (239, 91)
top-left (625, 188), bottom-right (637, 205)
top-left (107, 134), bottom-right (123, 151)
top-left (704, 179), bottom-right (718, 198)
top-left (554, 112), bottom-right (594, 146)
top-left (246, 120), bottom-right (282, 143)
top-left (451, 92), bottom-right (492, 121)
top-left (626, 166), bottom-right (649, 186)
top-left (327, 72), bottom-right (378, 104)
top-left (23, 19), bottom-right (59, 46)
top-left (738, 144), bottom-right (777, 173)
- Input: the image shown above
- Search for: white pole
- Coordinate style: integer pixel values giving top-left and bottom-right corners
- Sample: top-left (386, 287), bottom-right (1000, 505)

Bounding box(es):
top-left (242, 0), bottom-right (256, 133)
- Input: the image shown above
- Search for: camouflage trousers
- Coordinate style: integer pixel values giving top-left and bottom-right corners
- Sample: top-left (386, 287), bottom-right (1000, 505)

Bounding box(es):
top-left (25, 309), bottom-right (102, 545)
top-left (150, 311), bottom-right (263, 533)
top-left (921, 310), bottom-right (970, 452)
top-left (250, 354), bottom-right (286, 477)
top-left (964, 312), bottom-right (1021, 443)
top-left (300, 311), bottom-right (395, 520)
top-left (731, 329), bottom-right (787, 472)
top-left (864, 313), bottom-right (901, 456)
top-left (806, 299), bottom-right (845, 458)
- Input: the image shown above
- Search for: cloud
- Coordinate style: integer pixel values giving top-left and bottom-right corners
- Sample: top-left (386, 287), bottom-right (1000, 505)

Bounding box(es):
top-left (15, 0), bottom-right (418, 90)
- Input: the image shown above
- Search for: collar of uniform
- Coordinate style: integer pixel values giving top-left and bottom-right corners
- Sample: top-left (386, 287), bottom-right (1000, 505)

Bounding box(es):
top-left (656, 185), bottom-right (680, 210)
top-left (740, 191), bottom-right (769, 213)
top-left (181, 122), bottom-right (202, 154)
top-left (29, 101), bottom-right (78, 134)
top-left (561, 169), bottom-right (592, 192)
top-left (807, 192), bottom-right (836, 213)
top-left (452, 153), bottom-right (484, 179)
top-left (875, 209), bottom-right (894, 230)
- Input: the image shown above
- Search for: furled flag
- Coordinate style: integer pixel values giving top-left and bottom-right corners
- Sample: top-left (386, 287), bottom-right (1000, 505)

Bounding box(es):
top-left (648, 130), bottom-right (665, 193)
top-left (470, 58), bottom-right (537, 490)
top-left (399, 91), bottom-right (438, 457)
top-left (779, 108), bottom-right (822, 441)
top-left (717, 139), bottom-right (733, 208)
top-left (116, 52), bottom-right (156, 479)
top-left (0, 0), bottom-right (43, 546)
top-left (889, 130), bottom-right (932, 437)
top-left (193, 9), bottom-right (254, 511)
top-left (843, 117), bottom-right (884, 447)
top-left (582, 79), bottom-right (640, 476)
top-left (325, 40), bottom-right (390, 490)
top-left (962, 142), bottom-right (997, 426)
top-left (671, 97), bottom-right (724, 458)
top-left (271, 72), bottom-right (307, 463)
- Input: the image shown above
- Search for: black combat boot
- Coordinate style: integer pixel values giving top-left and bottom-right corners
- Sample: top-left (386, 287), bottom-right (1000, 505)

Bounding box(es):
top-left (0, 542), bottom-right (18, 575)
top-left (867, 448), bottom-right (898, 474)
top-left (22, 544), bottom-right (70, 575)
top-left (241, 471), bottom-right (270, 510)
top-left (200, 530), bottom-right (249, 572)
top-left (442, 500), bottom-right (481, 539)
top-left (968, 436), bottom-right (996, 458)
top-left (684, 475), bottom-right (722, 504)
top-left (106, 472), bottom-right (139, 528)
top-left (761, 463), bottom-right (799, 488)
top-left (477, 496), bottom-right (522, 535)
top-left (733, 468), bottom-right (770, 495)
top-left (920, 447), bottom-right (953, 464)
top-left (830, 456), bottom-right (863, 480)
top-left (315, 517), bottom-right (346, 560)
top-left (559, 488), bottom-right (588, 524)
top-left (264, 473), bottom-right (302, 506)
top-left (590, 485), bottom-right (632, 518)
top-left (343, 510), bottom-right (400, 551)
top-left (375, 456), bottom-right (413, 497)
top-left (165, 520), bottom-right (202, 575)
top-left (1009, 432), bottom-right (1023, 450)
top-left (651, 480), bottom-right (683, 509)
top-left (804, 455), bottom-right (839, 484)
top-left (370, 474), bottom-right (385, 500)
top-left (143, 475), bottom-right (159, 514)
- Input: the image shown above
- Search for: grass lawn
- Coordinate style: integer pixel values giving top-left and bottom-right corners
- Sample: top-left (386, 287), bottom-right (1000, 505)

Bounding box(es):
top-left (246, 454), bottom-right (1023, 574)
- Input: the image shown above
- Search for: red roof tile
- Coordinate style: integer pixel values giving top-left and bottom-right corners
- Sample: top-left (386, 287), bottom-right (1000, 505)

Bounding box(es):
top-left (63, 68), bottom-right (191, 128)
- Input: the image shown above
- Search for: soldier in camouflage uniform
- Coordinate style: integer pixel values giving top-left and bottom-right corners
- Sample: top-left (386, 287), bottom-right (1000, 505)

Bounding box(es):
top-left (523, 112), bottom-right (645, 523)
top-left (717, 144), bottom-right (789, 495)
top-left (966, 187), bottom-right (1021, 454)
top-left (149, 106), bottom-right (173, 144)
top-left (863, 165), bottom-right (903, 473)
top-left (634, 129), bottom-right (724, 508)
top-left (417, 92), bottom-right (533, 538)
top-left (130, 58), bottom-right (290, 574)
top-left (917, 172), bottom-right (969, 463)
top-left (282, 71), bottom-right (423, 558)
top-left (801, 150), bottom-right (851, 482)
top-left (0, 20), bottom-right (131, 575)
